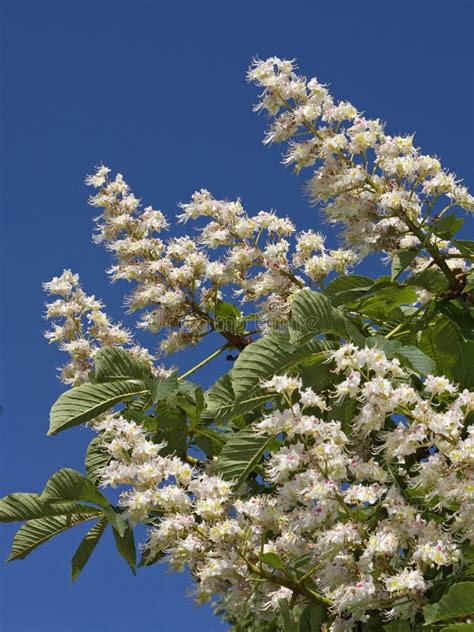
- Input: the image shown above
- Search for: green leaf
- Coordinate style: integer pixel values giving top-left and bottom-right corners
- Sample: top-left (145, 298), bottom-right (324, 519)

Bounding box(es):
top-left (0, 493), bottom-right (97, 523)
top-left (205, 333), bottom-right (335, 421)
top-left (300, 360), bottom-right (335, 393)
top-left (437, 301), bottom-right (474, 340)
top-left (327, 396), bottom-right (357, 434)
top-left (357, 286), bottom-right (417, 321)
top-left (420, 316), bottom-right (474, 387)
top-left (440, 625), bottom-right (474, 632)
top-left (432, 214), bottom-right (464, 240)
top-left (85, 436), bottom-right (111, 485)
top-left (231, 332), bottom-right (294, 400)
top-left (289, 289), bottom-right (349, 344)
top-left (205, 373), bottom-right (235, 412)
top-left (149, 373), bottom-right (179, 405)
top-left (325, 274), bottom-right (374, 307)
top-left (216, 427), bottom-right (272, 488)
top-left (49, 380), bottom-right (148, 435)
top-left (206, 389), bottom-right (272, 423)
top-left (204, 372), bottom-right (273, 423)
top-left (193, 426), bottom-right (225, 456)
top-left (463, 271), bottom-right (474, 294)
top-left (40, 468), bottom-right (127, 536)
top-left (138, 546), bottom-right (164, 568)
top-left (383, 622), bottom-right (411, 632)
top-left (214, 300), bottom-right (244, 334)
top-left (158, 425), bottom-right (189, 457)
top-left (366, 336), bottom-right (435, 376)
top-left (112, 525), bottom-right (136, 575)
top-left (94, 346), bottom-right (151, 382)
top-left (394, 345), bottom-right (436, 376)
top-left (279, 599), bottom-right (297, 632)
top-left (231, 331), bottom-right (333, 401)
top-left (408, 269), bottom-right (449, 294)
top-left (41, 468), bottom-right (109, 508)
top-left (259, 552), bottom-right (285, 570)
top-left (300, 604), bottom-right (327, 631)
top-left (344, 319), bottom-right (367, 347)
top-left (177, 383), bottom-right (205, 424)
top-left (423, 582), bottom-right (474, 624)
top-left (391, 249), bottom-right (419, 280)
top-left (71, 517), bottom-right (107, 582)
top-left (7, 511), bottom-right (101, 561)
top-left (453, 240), bottom-right (474, 258)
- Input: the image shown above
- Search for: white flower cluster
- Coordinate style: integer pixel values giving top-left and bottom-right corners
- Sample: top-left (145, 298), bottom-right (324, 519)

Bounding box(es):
top-left (43, 270), bottom-right (155, 384)
top-left (95, 344), bottom-right (474, 629)
top-left (86, 168), bottom-right (358, 346)
top-left (248, 57), bottom-right (474, 255)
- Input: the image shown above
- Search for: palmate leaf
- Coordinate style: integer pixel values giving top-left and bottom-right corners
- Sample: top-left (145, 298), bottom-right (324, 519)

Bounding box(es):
top-left (40, 468), bottom-right (127, 536)
top-left (149, 373), bottom-right (179, 405)
top-left (71, 517), bottom-right (108, 582)
top-left (0, 493), bottom-right (97, 523)
top-left (383, 623), bottom-right (410, 632)
top-left (205, 373), bottom-right (236, 417)
top-left (205, 333), bottom-right (335, 421)
top-left (138, 546), bottom-right (165, 568)
top-left (356, 286), bottom-right (418, 321)
top-left (94, 346), bottom-right (152, 383)
top-left (419, 315), bottom-right (474, 387)
top-left (216, 426), bottom-right (273, 488)
top-left (407, 269), bottom-right (449, 294)
top-left (204, 368), bottom-right (272, 423)
top-left (206, 389), bottom-right (272, 423)
top-left (214, 299), bottom-right (244, 334)
top-left (366, 336), bottom-right (435, 376)
top-left (112, 524), bottom-right (137, 575)
top-left (230, 332), bottom-right (299, 400)
top-left (230, 332), bottom-right (334, 401)
top-left (279, 599), bottom-right (298, 632)
top-left (391, 249), bottom-right (419, 280)
top-left (395, 345), bottom-right (436, 376)
top-left (49, 380), bottom-right (148, 435)
top-left (324, 274), bottom-right (374, 307)
top-left (453, 239), bottom-right (474, 258)
top-left (432, 214), bottom-right (464, 240)
top-left (85, 436), bottom-right (111, 485)
top-left (259, 551), bottom-right (285, 570)
top-left (7, 511), bottom-right (101, 562)
top-left (41, 468), bottom-right (109, 508)
top-left (289, 289), bottom-right (349, 345)
top-left (423, 581), bottom-right (474, 625)
top-left (299, 604), bottom-right (327, 631)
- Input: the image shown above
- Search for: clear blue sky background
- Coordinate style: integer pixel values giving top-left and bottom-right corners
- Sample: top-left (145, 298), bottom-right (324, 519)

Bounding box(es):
top-left (0, 1), bottom-right (473, 630)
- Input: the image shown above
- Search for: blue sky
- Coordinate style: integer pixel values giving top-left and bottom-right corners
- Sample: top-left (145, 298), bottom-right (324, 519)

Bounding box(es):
top-left (0, 1), bottom-right (473, 630)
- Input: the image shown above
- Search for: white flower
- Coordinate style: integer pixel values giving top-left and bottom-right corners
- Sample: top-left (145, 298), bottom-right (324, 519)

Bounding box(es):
top-left (424, 374), bottom-right (458, 396)
top-left (384, 569), bottom-right (426, 594)
top-left (261, 374), bottom-right (302, 395)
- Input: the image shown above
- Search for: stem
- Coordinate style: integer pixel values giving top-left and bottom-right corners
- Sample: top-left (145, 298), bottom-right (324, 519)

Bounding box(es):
top-left (384, 321), bottom-right (405, 340)
top-left (182, 454), bottom-right (201, 466)
top-left (178, 343), bottom-right (230, 380)
top-left (243, 556), bottom-right (332, 608)
top-left (296, 562), bottom-right (323, 587)
top-left (400, 213), bottom-right (457, 284)
top-left (385, 303), bottom-right (426, 340)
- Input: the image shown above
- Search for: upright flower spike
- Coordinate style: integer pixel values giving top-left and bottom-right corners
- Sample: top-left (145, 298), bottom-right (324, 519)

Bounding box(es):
top-left (43, 270), bottom-right (135, 384)
top-left (87, 167), bottom-right (358, 344)
top-left (248, 56), bottom-right (474, 259)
